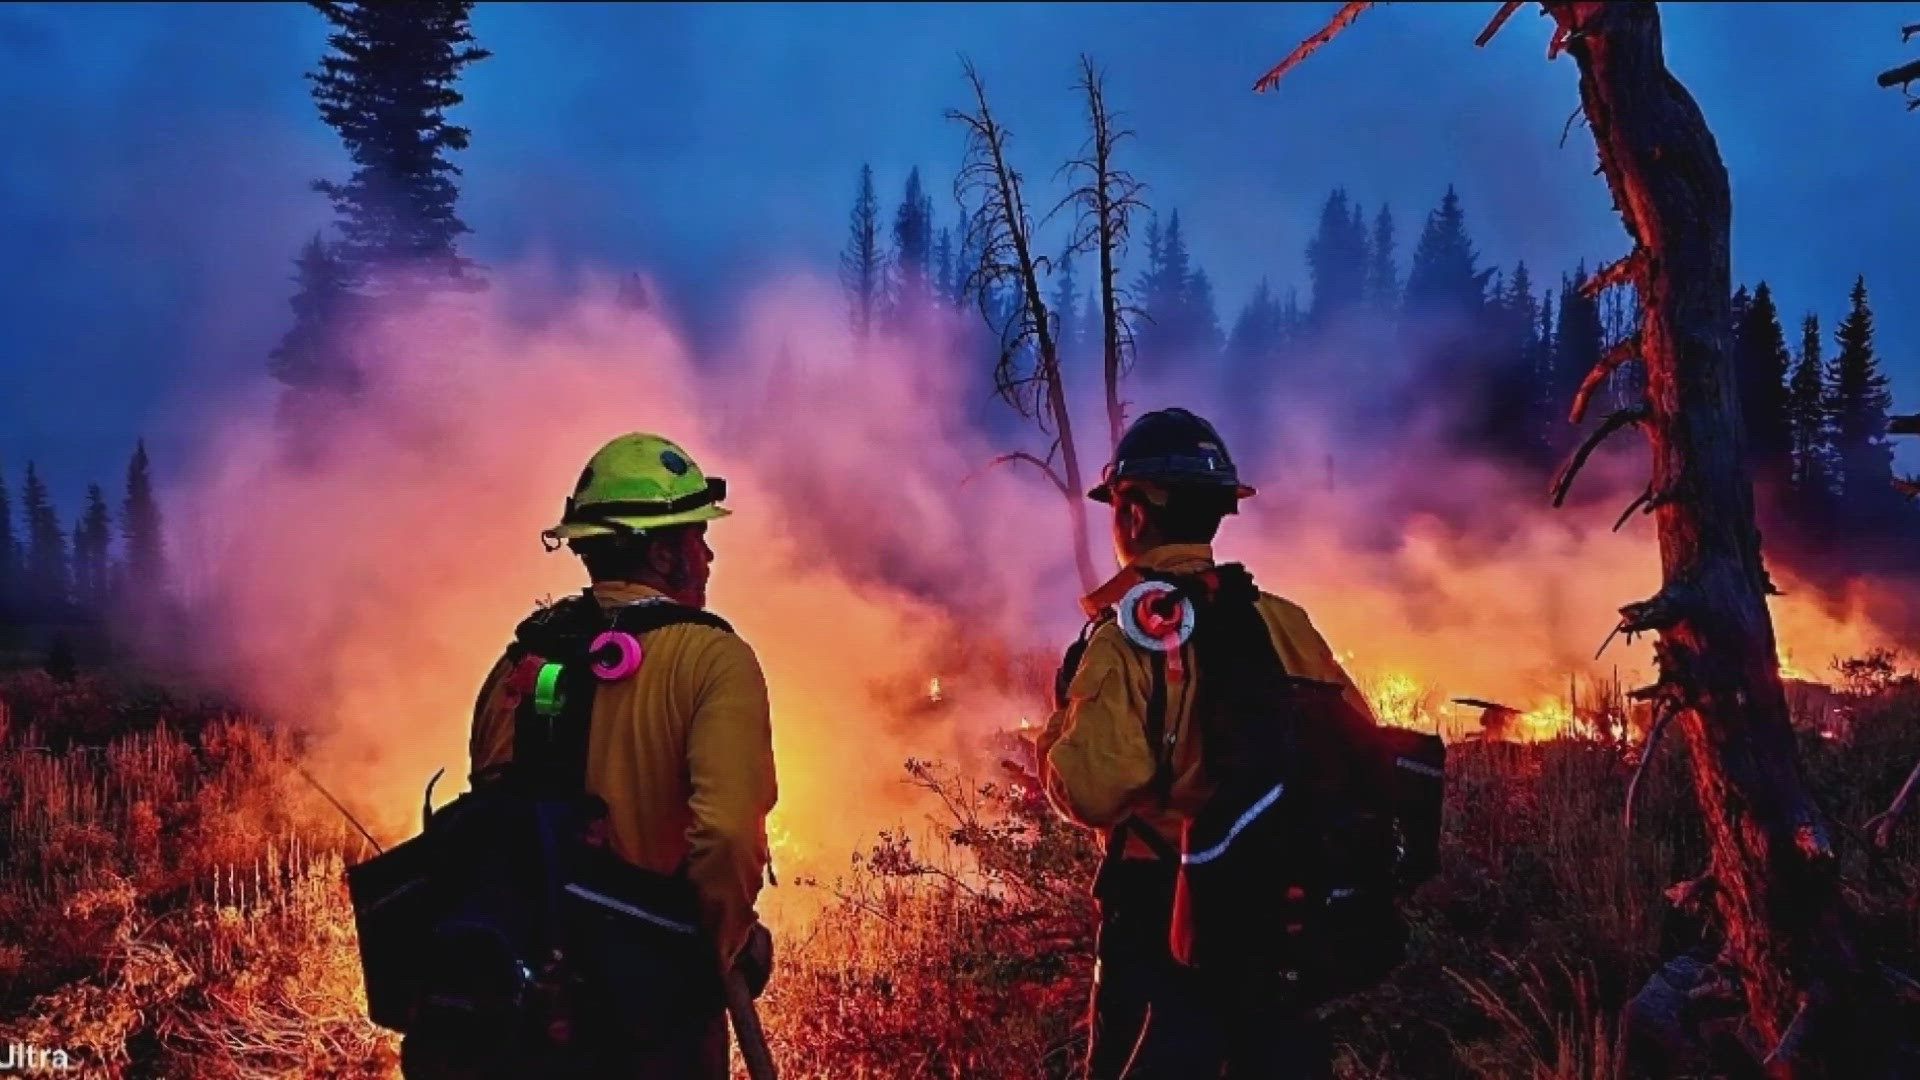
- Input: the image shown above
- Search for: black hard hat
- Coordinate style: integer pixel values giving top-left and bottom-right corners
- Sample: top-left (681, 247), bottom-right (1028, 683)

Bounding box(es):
top-left (1088, 407), bottom-right (1257, 503)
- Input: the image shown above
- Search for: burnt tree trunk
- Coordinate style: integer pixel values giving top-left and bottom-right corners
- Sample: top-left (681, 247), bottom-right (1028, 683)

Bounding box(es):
top-left (1543, 3), bottom-right (1879, 1072)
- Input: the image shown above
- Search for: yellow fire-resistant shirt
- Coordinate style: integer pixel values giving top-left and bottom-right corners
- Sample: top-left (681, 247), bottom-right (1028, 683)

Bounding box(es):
top-left (469, 581), bottom-right (777, 965)
top-left (1037, 544), bottom-right (1375, 860)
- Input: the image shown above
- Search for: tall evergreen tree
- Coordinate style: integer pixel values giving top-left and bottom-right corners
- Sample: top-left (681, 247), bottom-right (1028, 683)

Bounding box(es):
top-left (1187, 266), bottom-right (1223, 359)
top-left (21, 463), bottom-right (68, 610)
top-left (1050, 248), bottom-right (1081, 365)
top-left (1154, 210), bottom-right (1193, 313)
top-left (1367, 203), bottom-right (1398, 312)
top-left (948, 207), bottom-right (977, 309)
top-left (1133, 211), bottom-right (1222, 370)
top-left (1128, 210), bottom-right (1175, 368)
top-left (1306, 188), bottom-right (1368, 325)
top-left (890, 166), bottom-right (935, 317)
top-left (1829, 276), bottom-right (1897, 523)
top-left (1404, 185), bottom-right (1486, 323)
top-left (1786, 313), bottom-right (1836, 515)
top-left (123, 440), bottom-right (165, 591)
top-left (1552, 264), bottom-right (1605, 420)
top-left (840, 164), bottom-right (885, 339)
top-left (1502, 263), bottom-right (1545, 451)
top-left (1532, 289), bottom-right (1559, 446)
top-left (270, 233), bottom-right (362, 391)
top-left (932, 226), bottom-right (954, 311)
top-left (73, 484), bottom-right (112, 612)
top-left (1226, 278), bottom-right (1285, 377)
top-left (1731, 281), bottom-right (1793, 492)
top-left (306, 1), bottom-right (489, 288)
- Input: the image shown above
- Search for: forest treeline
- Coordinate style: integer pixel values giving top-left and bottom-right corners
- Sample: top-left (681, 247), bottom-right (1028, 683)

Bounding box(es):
top-left (839, 156), bottom-right (1914, 581)
top-left (0, 442), bottom-right (166, 626)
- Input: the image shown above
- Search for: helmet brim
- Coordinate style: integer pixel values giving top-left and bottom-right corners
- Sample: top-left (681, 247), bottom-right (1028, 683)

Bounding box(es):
top-left (544, 502), bottom-right (731, 542)
top-left (1088, 481), bottom-right (1256, 503)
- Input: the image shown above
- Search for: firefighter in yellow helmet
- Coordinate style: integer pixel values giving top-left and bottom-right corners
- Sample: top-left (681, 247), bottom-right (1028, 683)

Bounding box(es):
top-left (464, 432), bottom-right (777, 1078)
top-left (1037, 409), bottom-right (1376, 1078)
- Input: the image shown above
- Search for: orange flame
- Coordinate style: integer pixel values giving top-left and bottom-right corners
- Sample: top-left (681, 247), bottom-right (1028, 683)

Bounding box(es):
top-left (161, 262), bottom-right (1900, 925)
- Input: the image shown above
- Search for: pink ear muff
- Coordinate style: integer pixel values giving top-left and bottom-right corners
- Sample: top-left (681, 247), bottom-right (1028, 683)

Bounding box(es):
top-left (589, 631), bottom-right (643, 681)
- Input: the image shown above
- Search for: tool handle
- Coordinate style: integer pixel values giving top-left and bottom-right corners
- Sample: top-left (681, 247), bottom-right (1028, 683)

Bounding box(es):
top-left (725, 968), bottom-right (778, 1080)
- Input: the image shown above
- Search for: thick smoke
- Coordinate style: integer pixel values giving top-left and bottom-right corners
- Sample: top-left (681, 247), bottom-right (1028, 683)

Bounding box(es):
top-left (165, 265), bottom-right (1901, 879)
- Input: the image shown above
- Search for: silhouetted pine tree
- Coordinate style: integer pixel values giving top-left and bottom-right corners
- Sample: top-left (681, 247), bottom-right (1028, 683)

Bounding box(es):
top-left (22, 463), bottom-right (68, 611)
top-left (1226, 278), bottom-right (1286, 378)
top-left (1829, 276), bottom-right (1898, 526)
top-left (73, 484), bottom-right (112, 612)
top-left (1491, 262), bottom-right (1546, 459)
top-left (1787, 313), bottom-right (1836, 522)
top-left (1133, 210), bottom-right (1218, 374)
top-left (1306, 188), bottom-right (1368, 326)
top-left (1367, 203), bottom-right (1398, 313)
top-left (1732, 281), bottom-right (1793, 495)
top-left (1531, 289), bottom-right (1559, 446)
top-left (1187, 266), bottom-right (1223, 360)
top-left (1551, 264), bottom-right (1604, 440)
top-left (307, 0), bottom-right (489, 288)
top-left (122, 441), bottom-right (165, 593)
top-left (270, 233), bottom-right (363, 392)
top-left (890, 166), bottom-right (935, 319)
top-left (948, 207), bottom-right (978, 310)
top-left (1051, 248), bottom-right (1081, 366)
top-left (933, 227), bottom-right (954, 310)
top-left (1404, 186), bottom-right (1487, 325)
top-left (840, 164), bottom-right (885, 340)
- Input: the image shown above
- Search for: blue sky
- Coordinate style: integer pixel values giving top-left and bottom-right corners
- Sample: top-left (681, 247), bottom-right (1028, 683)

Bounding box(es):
top-left (3, 2), bottom-right (1916, 508)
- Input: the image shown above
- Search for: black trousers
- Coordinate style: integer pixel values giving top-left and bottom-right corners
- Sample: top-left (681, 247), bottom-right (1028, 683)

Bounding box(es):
top-left (1087, 858), bottom-right (1330, 1080)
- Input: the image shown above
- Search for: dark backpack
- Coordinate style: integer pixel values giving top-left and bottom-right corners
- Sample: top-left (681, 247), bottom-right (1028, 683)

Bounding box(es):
top-left (1069, 565), bottom-right (1444, 1006)
top-left (347, 592), bottom-right (729, 1071)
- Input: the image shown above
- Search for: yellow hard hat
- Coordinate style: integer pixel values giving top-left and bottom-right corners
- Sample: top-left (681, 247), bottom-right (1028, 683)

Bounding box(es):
top-left (542, 433), bottom-right (730, 545)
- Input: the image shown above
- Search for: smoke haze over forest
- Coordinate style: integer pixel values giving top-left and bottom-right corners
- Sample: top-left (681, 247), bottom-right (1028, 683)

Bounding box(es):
top-left (2, 2), bottom-right (1916, 507)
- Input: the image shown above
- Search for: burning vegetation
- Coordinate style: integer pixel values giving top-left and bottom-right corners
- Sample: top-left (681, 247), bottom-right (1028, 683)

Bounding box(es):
top-left (5, 1), bottom-right (1920, 1077)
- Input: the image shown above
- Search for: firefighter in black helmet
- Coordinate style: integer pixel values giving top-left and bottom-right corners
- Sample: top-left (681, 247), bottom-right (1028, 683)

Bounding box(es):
top-left (1037, 408), bottom-right (1374, 1078)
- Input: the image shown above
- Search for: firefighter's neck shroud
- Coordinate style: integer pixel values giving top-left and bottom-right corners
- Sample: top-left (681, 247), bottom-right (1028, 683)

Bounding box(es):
top-left (348, 591), bottom-right (731, 1067)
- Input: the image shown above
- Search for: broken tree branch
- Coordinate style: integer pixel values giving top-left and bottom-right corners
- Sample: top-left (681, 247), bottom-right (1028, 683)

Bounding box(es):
top-left (1571, 333), bottom-right (1641, 424)
top-left (1627, 695), bottom-right (1684, 833)
top-left (1864, 754), bottom-right (1920, 850)
top-left (984, 451), bottom-right (1071, 497)
top-left (1550, 405), bottom-right (1649, 507)
top-left (1254, 1), bottom-right (1374, 92)
top-left (1581, 247), bottom-right (1647, 299)
top-left (1618, 584), bottom-right (1694, 636)
top-left (1877, 58), bottom-right (1920, 89)
top-left (1614, 485), bottom-right (1652, 532)
top-left (1475, 0), bottom-right (1526, 47)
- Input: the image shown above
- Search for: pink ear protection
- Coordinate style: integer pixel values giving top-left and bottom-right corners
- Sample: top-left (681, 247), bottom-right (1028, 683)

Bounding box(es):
top-left (589, 631), bottom-right (643, 681)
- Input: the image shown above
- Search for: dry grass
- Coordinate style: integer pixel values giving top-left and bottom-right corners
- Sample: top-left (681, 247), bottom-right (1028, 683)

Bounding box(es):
top-left (2, 668), bottom-right (1917, 1078)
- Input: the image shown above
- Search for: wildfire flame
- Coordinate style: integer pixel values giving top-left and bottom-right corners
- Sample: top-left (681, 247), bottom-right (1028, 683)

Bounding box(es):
top-left (164, 263), bottom-right (1901, 909)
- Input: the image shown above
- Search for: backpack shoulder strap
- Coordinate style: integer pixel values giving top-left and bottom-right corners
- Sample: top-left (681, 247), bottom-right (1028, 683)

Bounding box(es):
top-left (509, 593), bottom-right (738, 794)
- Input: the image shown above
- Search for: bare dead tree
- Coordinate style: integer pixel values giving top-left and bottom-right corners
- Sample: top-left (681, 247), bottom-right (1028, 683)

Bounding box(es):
top-left (1258, 4), bottom-right (1889, 1073)
top-left (1058, 56), bottom-right (1149, 452)
top-left (1877, 23), bottom-right (1920, 108)
top-left (951, 60), bottom-right (1099, 594)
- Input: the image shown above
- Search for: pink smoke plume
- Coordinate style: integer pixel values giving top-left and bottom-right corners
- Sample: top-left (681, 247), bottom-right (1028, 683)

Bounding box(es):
top-left (165, 264), bottom-right (1902, 870)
